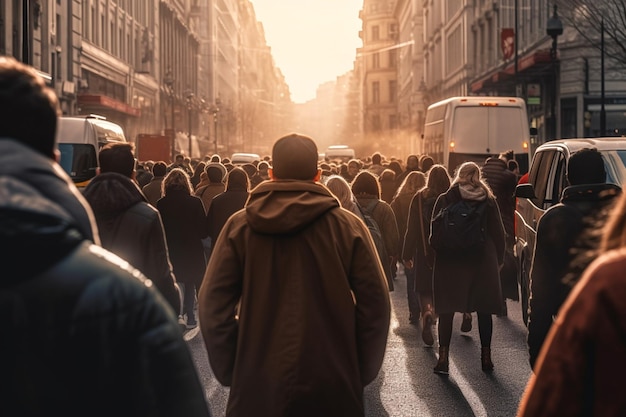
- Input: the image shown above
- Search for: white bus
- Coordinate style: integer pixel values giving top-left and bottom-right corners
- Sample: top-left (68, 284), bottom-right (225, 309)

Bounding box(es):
top-left (422, 96), bottom-right (532, 174)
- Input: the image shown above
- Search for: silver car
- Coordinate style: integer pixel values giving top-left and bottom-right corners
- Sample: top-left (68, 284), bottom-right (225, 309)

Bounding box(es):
top-left (514, 137), bottom-right (626, 325)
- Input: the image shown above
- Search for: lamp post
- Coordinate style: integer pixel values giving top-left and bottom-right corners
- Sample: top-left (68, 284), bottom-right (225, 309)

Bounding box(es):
top-left (211, 97), bottom-right (221, 155)
top-left (185, 90), bottom-right (195, 158)
top-left (163, 68), bottom-right (175, 162)
top-left (546, 4), bottom-right (563, 141)
top-left (600, 18), bottom-right (606, 136)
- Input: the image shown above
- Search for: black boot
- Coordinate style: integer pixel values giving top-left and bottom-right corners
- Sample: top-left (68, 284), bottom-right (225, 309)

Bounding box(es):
top-left (421, 309), bottom-right (434, 346)
top-left (461, 312), bottom-right (472, 332)
top-left (434, 346), bottom-right (449, 375)
top-left (481, 347), bottom-right (494, 372)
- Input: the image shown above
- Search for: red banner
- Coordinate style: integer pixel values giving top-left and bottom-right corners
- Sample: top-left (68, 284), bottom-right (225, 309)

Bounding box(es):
top-left (501, 28), bottom-right (515, 60)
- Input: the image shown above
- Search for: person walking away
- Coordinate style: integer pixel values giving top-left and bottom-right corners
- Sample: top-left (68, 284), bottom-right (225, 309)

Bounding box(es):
top-left (379, 168), bottom-right (398, 204)
top-left (325, 174), bottom-right (362, 217)
top-left (249, 160), bottom-right (271, 189)
top-left (142, 161), bottom-right (167, 207)
top-left (198, 133), bottom-right (390, 417)
top-left (158, 168), bottom-right (208, 329)
top-left (526, 148), bottom-right (621, 369)
top-left (190, 160), bottom-right (206, 189)
top-left (482, 150), bottom-right (519, 316)
top-left (206, 167), bottom-right (250, 259)
top-left (352, 170), bottom-right (400, 291)
top-left (395, 154), bottom-right (420, 189)
top-left (195, 163), bottom-right (226, 213)
top-left (402, 165), bottom-right (451, 345)
top-left (83, 143), bottom-right (182, 314)
top-left (0, 56), bottom-right (210, 417)
top-left (517, 186), bottom-right (626, 416)
top-left (391, 171), bottom-right (426, 324)
top-left (368, 152), bottom-right (386, 176)
top-left (430, 161), bottom-right (505, 374)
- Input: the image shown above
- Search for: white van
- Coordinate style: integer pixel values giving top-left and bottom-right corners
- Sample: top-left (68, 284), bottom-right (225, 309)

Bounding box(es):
top-left (325, 145), bottom-right (355, 163)
top-left (423, 96), bottom-right (532, 173)
top-left (56, 115), bottom-right (127, 187)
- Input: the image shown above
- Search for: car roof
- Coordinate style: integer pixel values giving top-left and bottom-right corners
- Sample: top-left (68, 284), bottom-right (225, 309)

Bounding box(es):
top-left (536, 137), bottom-right (626, 154)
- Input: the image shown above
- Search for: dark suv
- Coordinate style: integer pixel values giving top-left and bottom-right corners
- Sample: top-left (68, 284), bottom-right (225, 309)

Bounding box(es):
top-left (514, 138), bottom-right (626, 325)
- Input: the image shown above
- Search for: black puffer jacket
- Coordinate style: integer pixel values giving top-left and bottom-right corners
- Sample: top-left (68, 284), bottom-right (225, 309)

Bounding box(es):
top-left (527, 182), bottom-right (621, 369)
top-left (0, 156), bottom-right (210, 416)
top-left (83, 172), bottom-right (181, 313)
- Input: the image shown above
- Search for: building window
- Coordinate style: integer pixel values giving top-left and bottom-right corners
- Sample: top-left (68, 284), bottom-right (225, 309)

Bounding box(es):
top-left (372, 53), bottom-right (380, 69)
top-left (372, 81), bottom-right (380, 104)
top-left (389, 80), bottom-right (397, 103)
top-left (372, 25), bottom-right (379, 41)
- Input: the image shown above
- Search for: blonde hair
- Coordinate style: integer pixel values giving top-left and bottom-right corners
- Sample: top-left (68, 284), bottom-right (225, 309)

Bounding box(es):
top-left (325, 175), bottom-right (357, 212)
top-left (394, 171), bottom-right (426, 199)
top-left (452, 161), bottom-right (495, 199)
top-left (162, 168), bottom-right (193, 196)
top-left (601, 192), bottom-right (626, 251)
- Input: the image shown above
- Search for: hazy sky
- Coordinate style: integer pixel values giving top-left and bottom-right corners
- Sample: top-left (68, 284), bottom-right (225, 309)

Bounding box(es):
top-left (250, 0), bottom-right (363, 104)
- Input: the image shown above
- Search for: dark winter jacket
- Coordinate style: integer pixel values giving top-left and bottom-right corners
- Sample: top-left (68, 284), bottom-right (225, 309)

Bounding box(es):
top-left (83, 173), bottom-right (181, 313)
top-left (206, 188), bottom-right (249, 244)
top-left (199, 180), bottom-right (391, 417)
top-left (527, 182), bottom-right (621, 369)
top-left (431, 184), bottom-right (506, 314)
top-left (195, 182), bottom-right (226, 214)
top-left (519, 248), bottom-right (626, 417)
top-left (403, 189), bottom-right (439, 293)
top-left (0, 149), bottom-right (209, 417)
top-left (158, 189), bottom-right (208, 287)
top-left (482, 157), bottom-right (518, 245)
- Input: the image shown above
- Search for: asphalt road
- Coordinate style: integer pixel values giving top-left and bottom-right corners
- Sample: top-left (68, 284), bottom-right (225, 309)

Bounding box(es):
top-left (185, 268), bottom-right (532, 416)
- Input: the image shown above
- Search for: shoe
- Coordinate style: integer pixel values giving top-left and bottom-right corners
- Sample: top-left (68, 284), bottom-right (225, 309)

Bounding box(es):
top-left (434, 346), bottom-right (449, 375)
top-left (481, 347), bottom-right (494, 372)
top-left (421, 311), bottom-right (434, 346)
top-left (461, 313), bottom-right (472, 332)
top-left (186, 319), bottom-right (198, 329)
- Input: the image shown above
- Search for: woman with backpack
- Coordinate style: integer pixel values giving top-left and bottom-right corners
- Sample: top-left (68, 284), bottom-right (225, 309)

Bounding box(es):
top-left (352, 170), bottom-right (400, 292)
top-left (402, 165), bottom-right (450, 346)
top-left (429, 162), bottom-right (505, 375)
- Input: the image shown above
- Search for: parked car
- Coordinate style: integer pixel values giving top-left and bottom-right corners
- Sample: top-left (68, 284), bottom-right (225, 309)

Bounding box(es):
top-left (230, 152), bottom-right (260, 165)
top-left (514, 137), bottom-right (626, 326)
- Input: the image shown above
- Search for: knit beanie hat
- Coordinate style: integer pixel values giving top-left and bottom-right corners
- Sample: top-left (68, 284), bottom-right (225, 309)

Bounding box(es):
top-left (271, 133), bottom-right (318, 180)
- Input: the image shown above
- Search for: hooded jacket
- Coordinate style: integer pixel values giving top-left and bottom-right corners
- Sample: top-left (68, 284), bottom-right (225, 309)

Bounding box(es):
top-left (199, 180), bottom-right (391, 417)
top-left (0, 141), bottom-right (209, 417)
top-left (527, 182), bottom-right (621, 369)
top-left (83, 172), bottom-right (181, 313)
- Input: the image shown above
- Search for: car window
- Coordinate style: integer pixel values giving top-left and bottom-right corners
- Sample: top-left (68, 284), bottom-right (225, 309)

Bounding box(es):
top-left (603, 150), bottom-right (626, 187)
top-left (529, 150), bottom-right (553, 208)
top-left (546, 151), bottom-right (566, 209)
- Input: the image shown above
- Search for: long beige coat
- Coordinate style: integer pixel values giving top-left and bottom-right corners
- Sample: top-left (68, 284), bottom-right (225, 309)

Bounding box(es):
top-left (199, 180), bottom-right (391, 417)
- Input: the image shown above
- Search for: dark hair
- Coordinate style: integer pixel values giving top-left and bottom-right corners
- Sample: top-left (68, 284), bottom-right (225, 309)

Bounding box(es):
top-left (420, 156), bottom-right (434, 172)
top-left (424, 164), bottom-right (451, 198)
top-left (500, 150), bottom-right (515, 161)
top-left (567, 148), bottom-right (606, 185)
top-left (507, 159), bottom-right (519, 172)
top-left (371, 152), bottom-right (382, 165)
top-left (152, 161), bottom-right (167, 177)
top-left (98, 142), bottom-right (135, 178)
top-left (351, 170), bottom-right (381, 198)
top-left (206, 165), bottom-right (224, 183)
top-left (0, 57), bottom-right (60, 158)
top-left (226, 167), bottom-right (250, 191)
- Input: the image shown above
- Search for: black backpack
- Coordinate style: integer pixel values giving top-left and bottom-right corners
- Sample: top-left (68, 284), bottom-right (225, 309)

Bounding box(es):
top-left (430, 199), bottom-right (488, 251)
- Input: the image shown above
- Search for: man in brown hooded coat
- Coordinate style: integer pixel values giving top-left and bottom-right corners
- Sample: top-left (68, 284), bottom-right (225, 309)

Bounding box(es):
top-left (198, 133), bottom-right (391, 417)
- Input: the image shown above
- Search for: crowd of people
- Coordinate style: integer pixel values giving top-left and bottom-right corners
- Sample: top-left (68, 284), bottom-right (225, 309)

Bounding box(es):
top-left (4, 57), bottom-right (626, 416)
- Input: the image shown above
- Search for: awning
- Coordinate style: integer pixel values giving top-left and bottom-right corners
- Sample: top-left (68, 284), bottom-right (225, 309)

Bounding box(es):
top-left (77, 94), bottom-right (141, 117)
top-left (471, 49), bottom-right (553, 93)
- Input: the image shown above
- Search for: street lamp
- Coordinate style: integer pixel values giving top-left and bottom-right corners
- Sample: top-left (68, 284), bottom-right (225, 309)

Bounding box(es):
top-left (163, 68), bottom-right (175, 162)
top-left (185, 90), bottom-right (195, 158)
top-left (546, 4), bottom-right (563, 141)
top-left (211, 97), bottom-right (221, 155)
